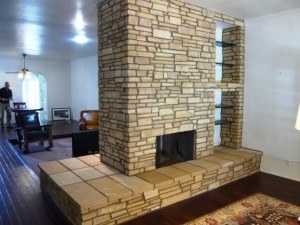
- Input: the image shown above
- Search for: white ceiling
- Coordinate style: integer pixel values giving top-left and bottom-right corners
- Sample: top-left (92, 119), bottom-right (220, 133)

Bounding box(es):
top-left (0, 0), bottom-right (300, 61)
top-left (186, 0), bottom-right (300, 20)
top-left (0, 0), bottom-right (99, 60)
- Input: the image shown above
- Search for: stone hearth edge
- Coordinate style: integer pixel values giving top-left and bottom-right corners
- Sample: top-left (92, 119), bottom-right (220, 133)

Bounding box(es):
top-left (39, 147), bottom-right (262, 225)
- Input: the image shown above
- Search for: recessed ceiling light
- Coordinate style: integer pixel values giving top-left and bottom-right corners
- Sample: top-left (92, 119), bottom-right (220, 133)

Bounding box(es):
top-left (73, 11), bottom-right (85, 30)
top-left (72, 35), bottom-right (89, 44)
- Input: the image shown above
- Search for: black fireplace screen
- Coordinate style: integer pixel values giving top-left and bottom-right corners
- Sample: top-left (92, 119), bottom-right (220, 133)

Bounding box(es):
top-left (156, 130), bottom-right (195, 168)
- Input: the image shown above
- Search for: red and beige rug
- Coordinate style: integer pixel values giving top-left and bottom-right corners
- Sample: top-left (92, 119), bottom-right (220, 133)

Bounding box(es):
top-left (186, 193), bottom-right (300, 225)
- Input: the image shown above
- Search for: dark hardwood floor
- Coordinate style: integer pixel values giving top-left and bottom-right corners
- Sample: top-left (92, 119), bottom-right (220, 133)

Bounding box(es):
top-left (123, 173), bottom-right (300, 225)
top-left (0, 126), bottom-right (299, 225)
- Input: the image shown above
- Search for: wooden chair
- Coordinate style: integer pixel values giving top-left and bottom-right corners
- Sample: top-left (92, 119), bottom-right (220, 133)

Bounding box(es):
top-left (13, 102), bottom-right (26, 109)
top-left (15, 112), bottom-right (53, 153)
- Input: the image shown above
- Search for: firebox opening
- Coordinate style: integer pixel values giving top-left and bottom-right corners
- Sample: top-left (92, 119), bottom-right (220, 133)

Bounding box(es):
top-left (156, 130), bottom-right (195, 168)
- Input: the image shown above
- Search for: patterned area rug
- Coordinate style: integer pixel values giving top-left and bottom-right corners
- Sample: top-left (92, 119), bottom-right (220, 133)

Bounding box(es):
top-left (186, 193), bottom-right (300, 225)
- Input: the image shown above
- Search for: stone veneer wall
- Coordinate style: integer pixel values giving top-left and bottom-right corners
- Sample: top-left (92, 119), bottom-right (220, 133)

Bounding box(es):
top-left (39, 150), bottom-right (261, 225)
top-left (220, 27), bottom-right (244, 148)
top-left (98, 0), bottom-right (245, 175)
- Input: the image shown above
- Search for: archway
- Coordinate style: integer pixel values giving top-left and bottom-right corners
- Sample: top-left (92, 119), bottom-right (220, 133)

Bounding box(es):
top-left (22, 74), bottom-right (48, 120)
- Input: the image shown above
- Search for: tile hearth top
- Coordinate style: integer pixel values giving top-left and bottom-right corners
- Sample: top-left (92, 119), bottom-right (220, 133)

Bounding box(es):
top-left (39, 148), bottom-right (262, 212)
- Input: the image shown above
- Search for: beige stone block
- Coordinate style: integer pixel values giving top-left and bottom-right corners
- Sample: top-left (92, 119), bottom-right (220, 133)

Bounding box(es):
top-left (214, 150), bottom-right (246, 164)
top-left (82, 211), bottom-right (97, 221)
top-left (98, 202), bottom-right (126, 215)
top-left (166, 98), bottom-right (178, 105)
top-left (92, 214), bottom-right (110, 225)
top-left (188, 159), bottom-right (220, 172)
top-left (88, 177), bottom-right (132, 201)
top-left (220, 149), bottom-right (254, 160)
top-left (159, 108), bottom-right (173, 116)
top-left (234, 165), bottom-right (244, 172)
top-left (153, 29), bottom-right (172, 39)
top-left (139, 88), bottom-right (156, 95)
top-left (137, 171), bottom-right (173, 188)
top-left (154, 72), bottom-right (163, 79)
top-left (139, 18), bottom-right (152, 27)
top-left (171, 162), bottom-right (205, 177)
top-left (179, 124), bottom-right (194, 132)
top-left (127, 15), bottom-right (138, 25)
top-left (38, 161), bottom-right (69, 175)
top-left (59, 158), bottom-right (89, 170)
top-left (77, 155), bottom-right (101, 166)
top-left (197, 62), bottom-right (212, 70)
top-left (135, 57), bottom-right (150, 64)
top-left (197, 20), bottom-right (211, 28)
top-left (138, 52), bottom-right (155, 58)
top-left (110, 173), bottom-right (154, 194)
top-left (170, 16), bottom-right (181, 25)
top-left (188, 97), bottom-right (200, 103)
top-left (112, 209), bottom-right (128, 218)
top-left (50, 171), bottom-right (82, 187)
top-left (182, 88), bottom-right (194, 94)
top-left (82, 220), bottom-right (93, 225)
top-left (153, 3), bottom-right (167, 11)
top-left (110, 130), bottom-right (124, 140)
top-left (138, 118), bottom-right (152, 126)
top-left (191, 182), bottom-right (201, 190)
top-left (188, 51), bottom-right (201, 57)
top-left (157, 166), bottom-right (191, 183)
top-left (178, 26), bottom-right (195, 35)
top-left (62, 182), bottom-right (108, 209)
top-left (73, 167), bottom-right (105, 180)
top-left (202, 156), bottom-right (233, 168)
top-left (175, 111), bottom-right (192, 118)
top-left (175, 65), bottom-right (189, 72)
top-left (218, 167), bottom-right (230, 174)
top-left (94, 163), bottom-right (120, 176)
top-left (208, 181), bottom-right (220, 190)
top-left (141, 128), bottom-right (164, 138)
top-left (161, 191), bottom-right (190, 207)
top-left (137, 108), bottom-right (152, 114)
top-left (136, 0), bottom-right (152, 8)
top-left (143, 188), bottom-right (159, 200)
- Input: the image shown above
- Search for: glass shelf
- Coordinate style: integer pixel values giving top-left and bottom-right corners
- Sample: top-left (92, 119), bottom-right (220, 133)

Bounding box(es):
top-left (215, 105), bottom-right (234, 109)
top-left (216, 62), bottom-right (234, 67)
top-left (215, 120), bottom-right (233, 125)
top-left (216, 41), bottom-right (234, 48)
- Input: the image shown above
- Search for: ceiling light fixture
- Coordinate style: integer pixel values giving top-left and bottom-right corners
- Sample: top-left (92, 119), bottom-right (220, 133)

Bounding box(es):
top-left (18, 72), bottom-right (24, 79)
top-left (73, 11), bottom-right (85, 30)
top-left (72, 34), bottom-right (89, 44)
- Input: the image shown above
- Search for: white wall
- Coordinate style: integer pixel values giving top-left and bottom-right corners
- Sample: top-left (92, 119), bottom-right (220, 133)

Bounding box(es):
top-left (244, 9), bottom-right (300, 181)
top-left (71, 55), bottom-right (98, 121)
top-left (0, 56), bottom-right (71, 121)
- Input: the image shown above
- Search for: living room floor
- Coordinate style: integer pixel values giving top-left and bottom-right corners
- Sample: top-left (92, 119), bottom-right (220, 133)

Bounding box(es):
top-left (0, 129), bottom-right (299, 225)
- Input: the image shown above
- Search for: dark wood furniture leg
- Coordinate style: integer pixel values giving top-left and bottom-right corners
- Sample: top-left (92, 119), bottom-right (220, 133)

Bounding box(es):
top-left (48, 125), bottom-right (53, 148)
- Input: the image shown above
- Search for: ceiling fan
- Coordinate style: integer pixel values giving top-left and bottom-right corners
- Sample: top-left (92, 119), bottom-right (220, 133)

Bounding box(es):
top-left (5, 53), bottom-right (40, 79)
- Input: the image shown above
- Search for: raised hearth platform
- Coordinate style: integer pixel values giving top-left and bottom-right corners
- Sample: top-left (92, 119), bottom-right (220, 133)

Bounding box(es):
top-left (39, 147), bottom-right (262, 225)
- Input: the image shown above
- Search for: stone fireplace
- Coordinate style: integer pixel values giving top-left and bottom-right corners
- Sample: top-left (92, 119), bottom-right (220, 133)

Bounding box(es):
top-left (39, 1), bottom-right (263, 225)
top-left (98, 0), bottom-right (245, 176)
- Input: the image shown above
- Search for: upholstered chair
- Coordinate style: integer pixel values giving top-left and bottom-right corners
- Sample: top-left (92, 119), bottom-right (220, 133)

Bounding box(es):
top-left (79, 110), bottom-right (99, 131)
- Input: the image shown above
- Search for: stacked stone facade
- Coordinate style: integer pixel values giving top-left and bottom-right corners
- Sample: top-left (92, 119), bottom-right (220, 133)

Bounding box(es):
top-left (98, 0), bottom-right (245, 175)
top-left (220, 27), bottom-right (244, 148)
top-left (39, 149), bottom-right (261, 225)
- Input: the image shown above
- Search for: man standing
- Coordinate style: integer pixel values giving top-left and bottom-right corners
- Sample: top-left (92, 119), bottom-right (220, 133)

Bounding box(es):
top-left (0, 82), bottom-right (13, 128)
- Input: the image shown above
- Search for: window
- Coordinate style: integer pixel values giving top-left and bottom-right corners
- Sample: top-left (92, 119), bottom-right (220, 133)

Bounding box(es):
top-left (22, 74), bottom-right (48, 120)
